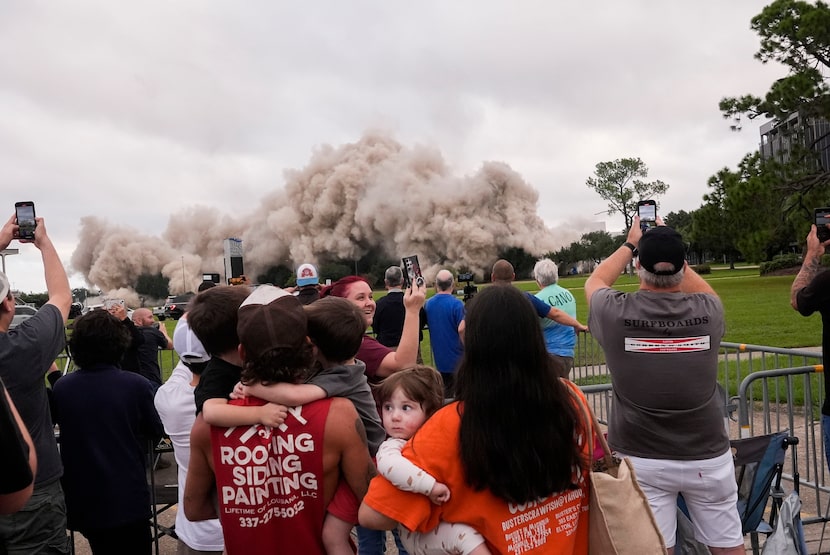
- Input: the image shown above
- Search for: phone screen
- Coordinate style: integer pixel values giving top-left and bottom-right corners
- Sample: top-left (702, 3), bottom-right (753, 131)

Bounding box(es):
top-left (401, 255), bottom-right (424, 289)
top-left (638, 203), bottom-right (656, 222)
top-left (15, 202), bottom-right (36, 240)
top-left (638, 201), bottom-right (657, 232)
top-left (816, 208), bottom-right (830, 242)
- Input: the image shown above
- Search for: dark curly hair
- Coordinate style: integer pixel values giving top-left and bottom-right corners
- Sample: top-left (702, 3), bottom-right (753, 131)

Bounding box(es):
top-left (69, 310), bottom-right (132, 368)
top-left (240, 343), bottom-right (315, 386)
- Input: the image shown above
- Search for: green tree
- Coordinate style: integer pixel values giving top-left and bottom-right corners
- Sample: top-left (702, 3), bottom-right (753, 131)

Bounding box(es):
top-left (689, 172), bottom-right (740, 267)
top-left (720, 0), bottom-right (830, 217)
top-left (498, 247), bottom-right (537, 280)
top-left (135, 273), bottom-right (170, 300)
top-left (550, 231), bottom-right (619, 275)
top-left (18, 292), bottom-right (48, 308)
top-left (701, 154), bottom-right (796, 262)
top-left (257, 265), bottom-right (294, 287)
top-left (319, 263), bottom-right (353, 283)
top-left (585, 158), bottom-right (669, 231)
top-left (663, 210), bottom-right (693, 236)
top-left (580, 231), bottom-right (619, 265)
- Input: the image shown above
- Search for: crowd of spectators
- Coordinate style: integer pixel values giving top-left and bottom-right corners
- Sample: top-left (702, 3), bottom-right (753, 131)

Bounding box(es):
top-left (5, 214), bottom-right (827, 555)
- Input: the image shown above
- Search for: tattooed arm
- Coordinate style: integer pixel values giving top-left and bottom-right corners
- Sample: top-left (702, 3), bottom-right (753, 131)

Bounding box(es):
top-left (791, 225), bottom-right (829, 310)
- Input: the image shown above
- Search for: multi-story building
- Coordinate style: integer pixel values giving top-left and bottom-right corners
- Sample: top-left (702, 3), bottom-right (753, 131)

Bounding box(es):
top-left (759, 111), bottom-right (830, 171)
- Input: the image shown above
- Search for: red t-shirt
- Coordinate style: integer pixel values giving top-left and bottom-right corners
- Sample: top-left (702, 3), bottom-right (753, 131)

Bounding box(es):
top-left (363, 385), bottom-right (592, 554)
top-left (357, 335), bottom-right (391, 381)
top-left (210, 397), bottom-right (333, 555)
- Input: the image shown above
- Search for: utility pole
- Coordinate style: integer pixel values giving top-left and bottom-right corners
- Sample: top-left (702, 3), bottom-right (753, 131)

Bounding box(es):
top-left (0, 248), bottom-right (19, 274)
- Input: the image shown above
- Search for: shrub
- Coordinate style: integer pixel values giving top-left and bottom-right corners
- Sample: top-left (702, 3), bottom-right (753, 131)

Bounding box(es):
top-left (760, 254), bottom-right (802, 275)
top-left (692, 264), bottom-right (711, 274)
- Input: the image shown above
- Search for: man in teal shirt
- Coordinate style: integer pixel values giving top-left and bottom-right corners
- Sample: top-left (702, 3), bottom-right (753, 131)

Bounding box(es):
top-left (534, 258), bottom-right (579, 377)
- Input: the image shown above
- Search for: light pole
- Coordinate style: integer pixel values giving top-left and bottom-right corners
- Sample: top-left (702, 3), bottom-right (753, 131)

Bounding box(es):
top-left (0, 248), bottom-right (19, 274)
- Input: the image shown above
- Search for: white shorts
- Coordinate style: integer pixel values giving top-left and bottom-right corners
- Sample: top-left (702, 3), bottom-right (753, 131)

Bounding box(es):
top-left (619, 449), bottom-right (743, 549)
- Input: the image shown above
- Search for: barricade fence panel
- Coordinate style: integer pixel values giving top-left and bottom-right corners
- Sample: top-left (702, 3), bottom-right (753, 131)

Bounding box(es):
top-left (573, 339), bottom-right (827, 529)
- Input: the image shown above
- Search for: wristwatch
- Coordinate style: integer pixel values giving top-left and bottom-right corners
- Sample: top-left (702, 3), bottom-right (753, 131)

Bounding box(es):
top-left (622, 242), bottom-right (638, 256)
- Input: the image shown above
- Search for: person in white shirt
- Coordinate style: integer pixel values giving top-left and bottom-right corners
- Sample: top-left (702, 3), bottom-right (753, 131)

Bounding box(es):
top-left (154, 317), bottom-right (224, 555)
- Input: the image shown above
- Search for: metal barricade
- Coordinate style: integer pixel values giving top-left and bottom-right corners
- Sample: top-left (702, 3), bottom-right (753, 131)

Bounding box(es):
top-left (576, 341), bottom-right (828, 529)
top-left (571, 331), bottom-right (608, 384)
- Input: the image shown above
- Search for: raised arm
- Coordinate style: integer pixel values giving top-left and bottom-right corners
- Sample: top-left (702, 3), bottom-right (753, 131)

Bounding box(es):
top-left (376, 283), bottom-right (427, 377)
top-left (1, 215), bottom-right (72, 320)
top-left (585, 216), bottom-right (643, 305)
top-left (791, 224), bottom-right (829, 310)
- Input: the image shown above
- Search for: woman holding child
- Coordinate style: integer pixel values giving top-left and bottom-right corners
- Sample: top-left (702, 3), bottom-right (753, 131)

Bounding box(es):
top-left (359, 285), bottom-right (594, 553)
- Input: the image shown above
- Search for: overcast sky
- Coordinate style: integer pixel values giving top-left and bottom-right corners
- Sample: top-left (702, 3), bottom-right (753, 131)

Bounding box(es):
top-left (1, 1), bottom-right (783, 293)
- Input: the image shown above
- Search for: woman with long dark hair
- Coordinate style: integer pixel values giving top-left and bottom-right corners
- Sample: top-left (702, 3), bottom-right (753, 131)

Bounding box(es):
top-left (359, 285), bottom-right (592, 553)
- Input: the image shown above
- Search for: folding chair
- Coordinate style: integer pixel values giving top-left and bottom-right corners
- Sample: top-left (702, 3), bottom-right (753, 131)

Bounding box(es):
top-left (731, 431), bottom-right (798, 555)
top-left (148, 436), bottom-right (178, 555)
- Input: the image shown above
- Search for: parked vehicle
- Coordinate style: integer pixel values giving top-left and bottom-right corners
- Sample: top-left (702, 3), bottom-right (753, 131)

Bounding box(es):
top-left (163, 293), bottom-right (194, 320)
top-left (11, 304), bottom-right (38, 329)
top-left (153, 306), bottom-right (167, 321)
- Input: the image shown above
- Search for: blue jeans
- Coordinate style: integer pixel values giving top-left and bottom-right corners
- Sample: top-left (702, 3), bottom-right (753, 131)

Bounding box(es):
top-left (356, 526), bottom-right (407, 554)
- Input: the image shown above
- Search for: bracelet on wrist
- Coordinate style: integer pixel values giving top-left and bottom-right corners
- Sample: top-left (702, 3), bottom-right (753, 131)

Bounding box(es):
top-left (622, 242), bottom-right (638, 256)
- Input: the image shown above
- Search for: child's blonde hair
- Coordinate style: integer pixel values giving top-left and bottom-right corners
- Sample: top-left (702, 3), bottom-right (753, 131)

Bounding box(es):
top-left (375, 365), bottom-right (445, 417)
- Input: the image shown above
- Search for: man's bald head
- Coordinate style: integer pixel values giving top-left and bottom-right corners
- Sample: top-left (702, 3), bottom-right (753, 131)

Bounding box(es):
top-left (435, 269), bottom-right (454, 292)
top-left (132, 307), bottom-right (154, 326)
top-left (491, 259), bottom-right (515, 284)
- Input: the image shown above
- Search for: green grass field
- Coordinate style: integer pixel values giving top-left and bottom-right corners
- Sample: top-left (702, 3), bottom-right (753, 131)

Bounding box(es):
top-left (142, 267), bottom-right (818, 382)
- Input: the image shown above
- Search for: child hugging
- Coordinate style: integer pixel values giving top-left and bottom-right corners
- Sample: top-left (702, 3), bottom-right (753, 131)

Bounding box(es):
top-left (374, 366), bottom-right (491, 555)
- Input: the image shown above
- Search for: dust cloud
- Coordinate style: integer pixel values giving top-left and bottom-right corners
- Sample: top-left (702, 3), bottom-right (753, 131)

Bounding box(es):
top-left (70, 131), bottom-right (573, 299)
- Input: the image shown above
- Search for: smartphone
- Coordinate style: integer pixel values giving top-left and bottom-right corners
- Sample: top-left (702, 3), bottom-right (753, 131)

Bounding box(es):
top-left (104, 299), bottom-right (125, 310)
top-left (637, 200), bottom-right (657, 232)
top-left (14, 201), bottom-right (36, 240)
top-left (816, 207), bottom-right (830, 243)
top-left (401, 255), bottom-right (425, 289)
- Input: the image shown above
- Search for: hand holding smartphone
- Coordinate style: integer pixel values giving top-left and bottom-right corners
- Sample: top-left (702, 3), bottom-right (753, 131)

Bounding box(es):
top-left (816, 207), bottom-right (830, 243)
top-left (401, 255), bottom-right (425, 289)
top-left (14, 202), bottom-right (36, 241)
top-left (104, 299), bottom-right (126, 310)
top-left (637, 200), bottom-right (657, 232)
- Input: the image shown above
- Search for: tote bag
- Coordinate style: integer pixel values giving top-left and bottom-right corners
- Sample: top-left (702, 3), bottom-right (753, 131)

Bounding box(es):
top-left (568, 388), bottom-right (667, 555)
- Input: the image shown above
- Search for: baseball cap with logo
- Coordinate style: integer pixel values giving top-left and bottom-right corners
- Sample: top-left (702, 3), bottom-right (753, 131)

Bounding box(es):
top-left (237, 285), bottom-right (308, 361)
top-left (637, 226), bottom-right (687, 276)
top-left (173, 316), bottom-right (211, 364)
top-left (0, 271), bottom-right (9, 300)
top-left (296, 263), bottom-right (319, 287)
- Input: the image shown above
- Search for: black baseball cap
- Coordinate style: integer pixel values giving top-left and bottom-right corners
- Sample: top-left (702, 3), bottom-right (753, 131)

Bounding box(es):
top-left (638, 227), bottom-right (686, 275)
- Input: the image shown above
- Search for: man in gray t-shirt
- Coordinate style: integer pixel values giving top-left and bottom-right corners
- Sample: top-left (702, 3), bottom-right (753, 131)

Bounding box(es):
top-left (0, 214), bottom-right (72, 553)
top-left (585, 218), bottom-right (743, 555)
